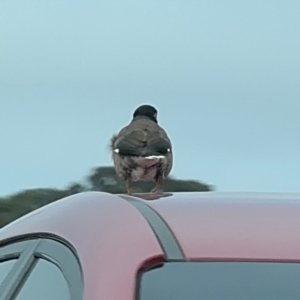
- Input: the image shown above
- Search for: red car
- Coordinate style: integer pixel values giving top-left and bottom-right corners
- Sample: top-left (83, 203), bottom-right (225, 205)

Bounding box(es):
top-left (1, 191), bottom-right (300, 300)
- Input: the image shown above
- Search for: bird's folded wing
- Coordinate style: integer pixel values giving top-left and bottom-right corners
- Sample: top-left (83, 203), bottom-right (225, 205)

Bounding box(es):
top-left (113, 126), bottom-right (171, 157)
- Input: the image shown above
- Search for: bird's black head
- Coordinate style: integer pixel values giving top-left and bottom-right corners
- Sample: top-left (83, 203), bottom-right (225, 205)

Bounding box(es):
top-left (133, 105), bottom-right (158, 123)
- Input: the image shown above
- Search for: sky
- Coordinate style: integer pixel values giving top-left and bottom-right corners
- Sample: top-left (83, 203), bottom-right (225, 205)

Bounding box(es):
top-left (0, 0), bottom-right (299, 196)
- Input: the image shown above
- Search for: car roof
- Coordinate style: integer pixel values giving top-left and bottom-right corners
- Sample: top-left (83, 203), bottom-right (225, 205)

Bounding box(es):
top-left (1, 190), bottom-right (300, 263)
top-left (145, 192), bottom-right (300, 262)
top-left (1, 191), bottom-right (300, 299)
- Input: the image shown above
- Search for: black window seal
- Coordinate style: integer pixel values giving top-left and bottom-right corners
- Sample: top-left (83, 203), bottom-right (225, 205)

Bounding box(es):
top-left (0, 240), bottom-right (32, 263)
top-left (0, 233), bottom-right (79, 258)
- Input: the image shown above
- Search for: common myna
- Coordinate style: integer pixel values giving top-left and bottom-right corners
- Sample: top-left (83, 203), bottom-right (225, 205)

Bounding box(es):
top-left (110, 104), bottom-right (173, 195)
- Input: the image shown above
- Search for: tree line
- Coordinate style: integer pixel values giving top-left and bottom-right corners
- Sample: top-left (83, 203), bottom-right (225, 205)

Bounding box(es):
top-left (0, 166), bottom-right (213, 229)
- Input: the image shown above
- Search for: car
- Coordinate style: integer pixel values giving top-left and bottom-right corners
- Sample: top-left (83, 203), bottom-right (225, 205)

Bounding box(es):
top-left (1, 191), bottom-right (300, 300)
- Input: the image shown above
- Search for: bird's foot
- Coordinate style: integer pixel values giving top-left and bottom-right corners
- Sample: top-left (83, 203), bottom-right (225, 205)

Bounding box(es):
top-left (150, 187), bottom-right (159, 194)
top-left (151, 176), bottom-right (163, 194)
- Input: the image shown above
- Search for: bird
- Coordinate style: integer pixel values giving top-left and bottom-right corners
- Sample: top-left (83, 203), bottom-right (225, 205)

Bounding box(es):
top-left (109, 104), bottom-right (173, 195)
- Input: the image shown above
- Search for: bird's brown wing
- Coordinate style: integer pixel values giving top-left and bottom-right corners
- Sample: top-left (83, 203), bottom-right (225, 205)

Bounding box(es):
top-left (111, 119), bottom-right (172, 157)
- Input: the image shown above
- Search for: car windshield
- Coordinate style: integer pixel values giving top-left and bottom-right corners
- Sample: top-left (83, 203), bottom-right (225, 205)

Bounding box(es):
top-left (138, 262), bottom-right (300, 300)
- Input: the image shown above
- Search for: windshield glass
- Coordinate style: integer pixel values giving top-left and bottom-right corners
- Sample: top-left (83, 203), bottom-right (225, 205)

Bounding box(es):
top-left (138, 262), bottom-right (300, 300)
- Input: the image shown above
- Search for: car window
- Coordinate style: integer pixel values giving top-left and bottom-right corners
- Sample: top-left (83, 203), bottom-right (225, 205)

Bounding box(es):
top-left (138, 262), bottom-right (300, 300)
top-left (0, 260), bottom-right (16, 285)
top-left (14, 258), bottom-right (71, 300)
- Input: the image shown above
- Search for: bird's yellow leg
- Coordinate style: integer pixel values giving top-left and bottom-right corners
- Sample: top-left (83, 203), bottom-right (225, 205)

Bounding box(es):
top-left (126, 180), bottom-right (132, 195)
top-left (151, 175), bottom-right (163, 194)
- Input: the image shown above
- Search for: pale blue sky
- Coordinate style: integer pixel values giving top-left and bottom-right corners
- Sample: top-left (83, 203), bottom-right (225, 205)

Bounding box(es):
top-left (1, 0), bottom-right (299, 196)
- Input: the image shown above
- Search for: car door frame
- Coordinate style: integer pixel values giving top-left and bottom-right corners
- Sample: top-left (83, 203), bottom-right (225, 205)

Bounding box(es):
top-left (0, 235), bottom-right (83, 300)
